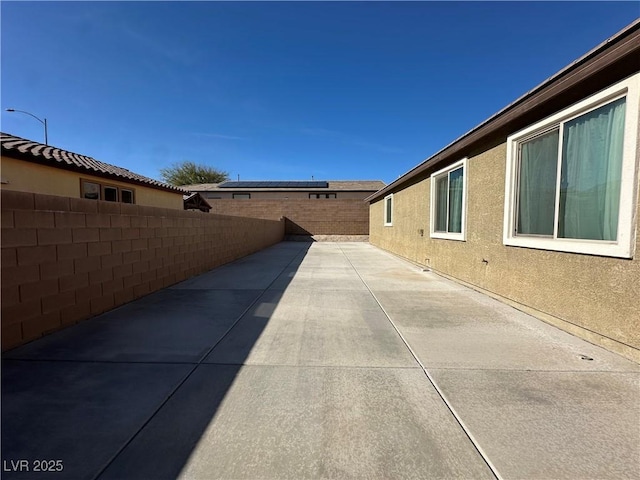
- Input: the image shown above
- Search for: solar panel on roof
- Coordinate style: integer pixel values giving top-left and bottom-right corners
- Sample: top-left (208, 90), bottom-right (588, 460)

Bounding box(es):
top-left (218, 181), bottom-right (328, 189)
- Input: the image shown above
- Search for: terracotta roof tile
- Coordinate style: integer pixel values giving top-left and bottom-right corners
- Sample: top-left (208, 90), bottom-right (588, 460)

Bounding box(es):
top-left (1, 132), bottom-right (186, 194)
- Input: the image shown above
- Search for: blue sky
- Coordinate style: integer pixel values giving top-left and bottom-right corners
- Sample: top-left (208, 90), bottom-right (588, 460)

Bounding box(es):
top-left (2, 2), bottom-right (638, 185)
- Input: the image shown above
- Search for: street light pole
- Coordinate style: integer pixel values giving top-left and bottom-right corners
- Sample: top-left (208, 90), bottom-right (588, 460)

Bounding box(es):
top-left (5, 108), bottom-right (48, 145)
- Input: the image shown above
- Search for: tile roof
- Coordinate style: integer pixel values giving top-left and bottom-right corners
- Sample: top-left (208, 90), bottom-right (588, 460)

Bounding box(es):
top-left (183, 180), bottom-right (385, 192)
top-left (1, 132), bottom-right (186, 194)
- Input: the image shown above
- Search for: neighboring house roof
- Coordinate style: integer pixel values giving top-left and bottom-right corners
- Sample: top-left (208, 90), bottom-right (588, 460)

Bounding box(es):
top-left (183, 180), bottom-right (386, 192)
top-left (366, 19), bottom-right (640, 202)
top-left (1, 132), bottom-right (187, 194)
top-left (219, 181), bottom-right (329, 189)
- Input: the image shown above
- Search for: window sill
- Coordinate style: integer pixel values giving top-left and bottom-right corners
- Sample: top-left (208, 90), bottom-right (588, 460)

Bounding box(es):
top-left (503, 236), bottom-right (633, 259)
top-left (431, 232), bottom-right (465, 241)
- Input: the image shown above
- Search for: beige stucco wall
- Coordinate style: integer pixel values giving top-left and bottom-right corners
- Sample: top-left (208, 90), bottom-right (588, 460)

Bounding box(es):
top-left (1, 156), bottom-right (183, 209)
top-left (370, 143), bottom-right (640, 362)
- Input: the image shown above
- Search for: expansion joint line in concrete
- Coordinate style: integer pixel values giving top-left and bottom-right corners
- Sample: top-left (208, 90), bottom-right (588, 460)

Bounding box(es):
top-left (337, 244), bottom-right (503, 480)
top-left (91, 244), bottom-right (312, 480)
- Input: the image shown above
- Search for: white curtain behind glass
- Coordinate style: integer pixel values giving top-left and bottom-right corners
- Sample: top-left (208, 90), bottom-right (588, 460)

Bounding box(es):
top-left (559, 97), bottom-right (626, 241)
top-left (517, 130), bottom-right (559, 235)
top-left (435, 176), bottom-right (448, 231)
top-left (448, 168), bottom-right (464, 233)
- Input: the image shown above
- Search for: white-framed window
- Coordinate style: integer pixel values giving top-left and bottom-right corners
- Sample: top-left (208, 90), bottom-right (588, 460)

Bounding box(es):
top-left (121, 189), bottom-right (134, 204)
top-left (430, 158), bottom-right (467, 241)
top-left (384, 194), bottom-right (393, 226)
top-left (80, 179), bottom-right (136, 204)
top-left (232, 193), bottom-right (251, 199)
top-left (104, 185), bottom-right (118, 202)
top-left (81, 180), bottom-right (101, 200)
top-left (503, 73), bottom-right (639, 258)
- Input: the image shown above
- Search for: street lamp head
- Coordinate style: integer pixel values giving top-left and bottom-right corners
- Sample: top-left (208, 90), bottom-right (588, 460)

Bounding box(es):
top-left (5, 108), bottom-right (48, 145)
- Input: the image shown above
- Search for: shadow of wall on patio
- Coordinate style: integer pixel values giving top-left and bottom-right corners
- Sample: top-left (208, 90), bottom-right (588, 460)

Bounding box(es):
top-left (97, 241), bottom-right (314, 479)
top-left (1, 241), bottom-right (313, 480)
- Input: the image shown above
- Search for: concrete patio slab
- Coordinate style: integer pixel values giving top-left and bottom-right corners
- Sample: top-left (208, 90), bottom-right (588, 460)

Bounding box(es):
top-left (100, 365), bottom-right (494, 480)
top-left (373, 290), bottom-right (500, 320)
top-left (262, 287), bottom-right (384, 312)
top-left (277, 265), bottom-right (363, 278)
top-left (2, 241), bottom-right (638, 480)
top-left (430, 369), bottom-right (640, 480)
top-left (171, 264), bottom-right (294, 290)
top-left (268, 270), bottom-right (369, 291)
top-left (399, 325), bottom-right (639, 371)
top-left (4, 289), bottom-right (263, 363)
top-left (360, 269), bottom-right (468, 292)
top-left (204, 292), bottom-right (418, 367)
top-left (372, 289), bottom-right (640, 372)
top-left (1, 360), bottom-right (191, 480)
top-left (171, 242), bottom-right (310, 290)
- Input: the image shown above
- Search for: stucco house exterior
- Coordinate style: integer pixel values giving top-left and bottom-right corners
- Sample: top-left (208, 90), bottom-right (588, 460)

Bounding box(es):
top-left (1, 133), bottom-right (186, 209)
top-left (366, 21), bottom-right (640, 362)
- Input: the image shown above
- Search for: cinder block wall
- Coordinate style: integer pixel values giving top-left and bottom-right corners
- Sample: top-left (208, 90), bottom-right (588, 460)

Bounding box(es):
top-left (1, 190), bottom-right (284, 351)
top-left (208, 199), bottom-right (369, 235)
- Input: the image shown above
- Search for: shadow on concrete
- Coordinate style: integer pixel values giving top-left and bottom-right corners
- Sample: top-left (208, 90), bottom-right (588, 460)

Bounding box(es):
top-left (283, 217), bottom-right (320, 242)
top-left (1, 241), bottom-right (312, 480)
top-left (284, 217), bottom-right (314, 237)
